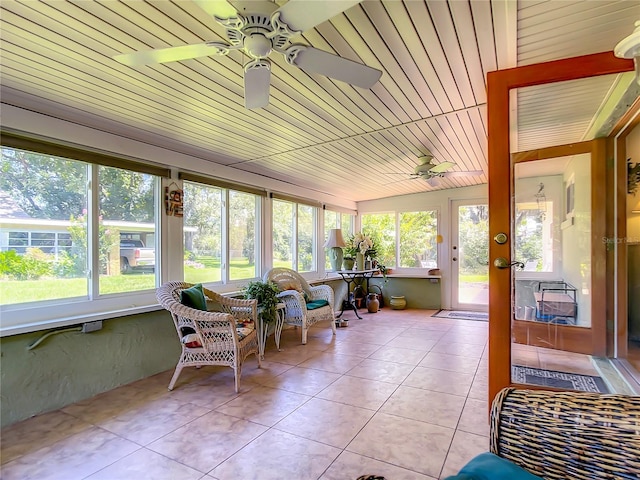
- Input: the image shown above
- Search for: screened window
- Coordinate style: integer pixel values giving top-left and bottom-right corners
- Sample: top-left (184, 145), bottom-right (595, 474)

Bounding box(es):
top-left (183, 182), bottom-right (260, 284)
top-left (229, 190), bottom-right (259, 281)
top-left (324, 210), bottom-right (354, 269)
top-left (272, 199), bottom-right (317, 272)
top-left (99, 166), bottom-right (156, 294)
top-left (0, 147), bottom-right (161, 307)
top-left (399, 211), bottom-right (438, 268)
top-left (361, 212), bottom-right (396, 267)
top-left (362, 210), bottom-right (438, 269)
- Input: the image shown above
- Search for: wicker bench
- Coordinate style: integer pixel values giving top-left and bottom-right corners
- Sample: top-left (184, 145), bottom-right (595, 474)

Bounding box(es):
top-left (486, 388), bottom-right (640, 479)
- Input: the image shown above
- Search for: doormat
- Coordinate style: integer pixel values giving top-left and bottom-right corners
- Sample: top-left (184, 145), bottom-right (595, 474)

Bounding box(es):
top-left (431, 310), bottom-right (488, 321)
top-left (512, 365), bottom-right (609, 393)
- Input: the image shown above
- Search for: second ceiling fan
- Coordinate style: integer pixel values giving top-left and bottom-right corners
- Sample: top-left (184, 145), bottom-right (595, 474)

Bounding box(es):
top-left (409, 155), bottom-right (483, 186)
top-left (114, 0), bottom-right (382, 109)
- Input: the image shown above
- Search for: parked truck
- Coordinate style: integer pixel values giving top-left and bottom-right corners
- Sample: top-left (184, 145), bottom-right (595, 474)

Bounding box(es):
top-left (119, 239), bottom-right (155, 274)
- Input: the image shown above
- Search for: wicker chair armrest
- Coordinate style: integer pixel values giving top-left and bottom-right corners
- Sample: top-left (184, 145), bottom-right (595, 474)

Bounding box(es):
top-left (490, 387), bottom-right (640, 479)
top-left (190, 311), bottom-right (239, 352)
top-left (309, 284), bottom-right (334, 305)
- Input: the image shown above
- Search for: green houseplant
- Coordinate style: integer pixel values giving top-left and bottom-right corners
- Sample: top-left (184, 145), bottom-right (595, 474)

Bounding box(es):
top-left (243, 280), bottom-right (280, 324)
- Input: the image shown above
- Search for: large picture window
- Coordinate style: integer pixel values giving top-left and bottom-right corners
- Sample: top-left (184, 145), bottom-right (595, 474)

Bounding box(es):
top-left (0, 147), bottom-right (161, 307)
top-left (362, 210), bottom-right (439, 269)
top-left (183, 182), bottom-right (261, 284)
top-left (272, 199), bottom-right (317, 272)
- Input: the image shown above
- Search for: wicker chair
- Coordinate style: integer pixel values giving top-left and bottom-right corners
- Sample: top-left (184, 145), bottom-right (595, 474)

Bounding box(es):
top-left (488, 387), bottom-right (640, 479)
top-left (263, 268), bottom-right (336, 344)
top-left (156, 281), bottom-right (261, 392)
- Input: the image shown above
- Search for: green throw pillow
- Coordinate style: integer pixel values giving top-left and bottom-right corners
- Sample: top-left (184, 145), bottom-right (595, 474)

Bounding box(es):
top-left (180, 284), bottom-right (208, 311)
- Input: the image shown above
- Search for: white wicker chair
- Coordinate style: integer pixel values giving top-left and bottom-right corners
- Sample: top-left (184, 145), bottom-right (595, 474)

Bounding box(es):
top-left (156, 281), bottom-right (261, 392)
top-left (263, 268), bottom-right (336, 344)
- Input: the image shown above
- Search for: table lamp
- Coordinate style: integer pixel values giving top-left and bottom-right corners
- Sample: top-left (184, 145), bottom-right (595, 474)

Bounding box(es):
top-left (324, 228), bottom-right (346, 271)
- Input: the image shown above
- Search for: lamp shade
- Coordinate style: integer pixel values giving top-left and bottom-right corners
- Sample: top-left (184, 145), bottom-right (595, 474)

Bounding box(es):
top-left (324, 228), bottom-right (346, 248)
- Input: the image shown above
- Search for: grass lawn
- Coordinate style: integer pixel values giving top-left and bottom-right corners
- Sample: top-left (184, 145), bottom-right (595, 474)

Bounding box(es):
top-left (1, 256), bottom-right (269, 305)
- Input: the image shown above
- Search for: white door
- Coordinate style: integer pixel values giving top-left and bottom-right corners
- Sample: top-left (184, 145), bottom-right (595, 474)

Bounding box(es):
top-left (451, 200), bottom-right (489, 311)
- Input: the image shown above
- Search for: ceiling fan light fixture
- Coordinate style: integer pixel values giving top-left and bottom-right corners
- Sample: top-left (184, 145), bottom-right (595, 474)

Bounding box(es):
top-left (615, 20), bottom-right (640, 85)
top-left (244, 32), bottom-right (272, 59)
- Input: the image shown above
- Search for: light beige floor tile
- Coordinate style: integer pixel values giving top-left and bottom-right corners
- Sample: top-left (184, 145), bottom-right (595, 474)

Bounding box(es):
top-left (410, 322), bottom-right (453, 332)
top-left (321, 450), bottom-right (436, 480)
top-left (147, 410), bottom-right (267, 473)
top-left (457, 398), bottom-right (490, 437)
top-left (316, 375), bottom-right (398, 410)
top-left (214, 385), bottom-right (310, 426)
top-left (418, 352), bottom-right (481, 374)
top-left (346, 358), bottom-right (415, 384)
top-left (265, 344), bottom-right (323, 366)
top-left (85, 447), bottom-right (203, 479)
top-left (0, 410), bottom-right (93, 465)
top-left (274, 397), bottom-right (375, 448)
top-left (209, 429), bottom-right (341, 480)
top-left (262, 366), bottom-right (341, 395)
top-left (403, 366), bottom-right (474, 397)
top-left (339, 330), bottom-right (400, 345)
top-left (440, 430), bottom-right (489, 478)
top-left (326, 339), bottom-right (383, 357)
top-left (439, 333), bottom-right (487, 346)
top-left (298, 351), bottom-right (365, 374)
top-left (431, 342), bottom-right (486, 358)
top-left (369, 345), bottom-right (429, 365)
top-left (234, 360), bottom-right (294, 386)
top-left (98, 397), bottom-right (210, 445)
top-left (347, 412), bottom-right (454, 478)
top-left (61, 384), bottom-right (166, 425)
top-left (468, 379), bottom-right (489, 401)
top-left (380, 385), bottom-right (466, 429)
top-left (167, 380), bottom-right (248, 410)
top-left (386, 336), bottom-right (438, 351)
top-left (0, 426), bottom-right (139, 480)
top-left (398, 328), bottom-right (447, 341)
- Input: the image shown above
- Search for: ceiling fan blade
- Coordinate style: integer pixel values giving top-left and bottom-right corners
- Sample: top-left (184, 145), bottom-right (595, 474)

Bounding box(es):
top-left (244, 59), bottom-right (271, 110)
top-left (429, 161), bottom-right (456, 173)
top-left (114, 43), bottom-right (226, 66)
top-left (193, 0), bottom-right (237, 19)
top-left (290, 46), bottom-right (381, 88)
top-left (275, 0), bottom-right (361, 33)
top-left (442, 170), bottom-right (484, 178)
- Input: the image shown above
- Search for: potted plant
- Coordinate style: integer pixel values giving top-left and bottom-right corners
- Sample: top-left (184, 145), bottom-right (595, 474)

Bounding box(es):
top-left (343, 237), bottom-right (359, 270)
top-left (243, 280), bottom-right (280, 324)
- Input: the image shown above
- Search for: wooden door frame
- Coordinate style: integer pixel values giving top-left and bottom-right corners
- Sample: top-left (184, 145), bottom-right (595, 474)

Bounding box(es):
top-left (487, 51), bottom-right (634, 404)
top-left (610, 99), bottom-right (640, 359)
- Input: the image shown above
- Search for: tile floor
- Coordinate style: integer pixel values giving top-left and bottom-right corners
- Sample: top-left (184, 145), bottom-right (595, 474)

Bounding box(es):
top-left (1, 309), bottom-right (493, 480)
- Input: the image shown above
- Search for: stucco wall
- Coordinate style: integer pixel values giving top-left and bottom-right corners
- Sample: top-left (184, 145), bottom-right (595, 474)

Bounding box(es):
top-left (0, 310), bottom-right (178, 428)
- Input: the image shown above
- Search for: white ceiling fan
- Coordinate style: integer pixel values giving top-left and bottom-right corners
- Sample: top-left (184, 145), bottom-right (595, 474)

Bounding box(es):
top-left (114, 0), bottom-right (382, 110)
top-left (408, 155), bottom-right (483, 187)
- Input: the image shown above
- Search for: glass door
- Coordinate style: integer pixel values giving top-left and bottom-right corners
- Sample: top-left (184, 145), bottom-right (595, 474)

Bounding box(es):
top-left (451, 200), bottom-right (489, 311)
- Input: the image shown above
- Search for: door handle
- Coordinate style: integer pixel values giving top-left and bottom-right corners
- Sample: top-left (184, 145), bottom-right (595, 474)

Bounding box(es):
top-left (494, 258), bottom-right (524, 269)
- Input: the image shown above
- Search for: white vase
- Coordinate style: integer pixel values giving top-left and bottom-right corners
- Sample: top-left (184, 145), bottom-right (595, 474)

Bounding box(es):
top-left (356, 252), bottom-right (365, 270)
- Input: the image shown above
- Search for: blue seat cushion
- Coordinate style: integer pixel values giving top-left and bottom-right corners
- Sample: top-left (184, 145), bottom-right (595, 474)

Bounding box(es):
top-left (306, 299), bottom-right (329, 310)
top-left (443, 453), bottom-right (543, 480)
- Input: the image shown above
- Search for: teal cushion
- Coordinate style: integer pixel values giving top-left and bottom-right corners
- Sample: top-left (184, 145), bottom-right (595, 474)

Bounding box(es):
top-left (180, 284), bottom-right (208, 311)
top-left (306, 299), bottom-right (329, 310)
top-left (443, 453), bottom-right (543, 480)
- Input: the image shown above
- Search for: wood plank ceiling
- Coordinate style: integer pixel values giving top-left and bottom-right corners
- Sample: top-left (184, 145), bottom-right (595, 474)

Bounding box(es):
top-left (1, 0), bottom-right (639, 203)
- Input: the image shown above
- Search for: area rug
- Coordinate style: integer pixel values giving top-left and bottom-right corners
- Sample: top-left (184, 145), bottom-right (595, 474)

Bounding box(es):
top-left (431, 309), bottom-right (488, 321)
top-left (512, 365), bottom-right (610, 393)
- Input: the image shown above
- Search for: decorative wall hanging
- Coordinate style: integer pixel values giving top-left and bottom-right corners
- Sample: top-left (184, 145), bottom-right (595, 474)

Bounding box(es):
top-left (165, 182), bottom-right (183, 217)
top-left (628, 158), bottom-right (640, 195)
